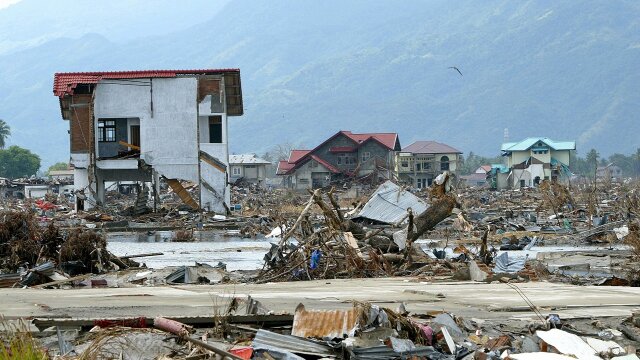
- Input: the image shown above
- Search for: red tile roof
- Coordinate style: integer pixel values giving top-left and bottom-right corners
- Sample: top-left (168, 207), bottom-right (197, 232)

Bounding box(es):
top-left (53, 69), bottom-right (240, 97)
top-left (276, 160), bottom-right (295, 175)
top-left (402, 141), bottom-right (461, 154)
top-left (310, 155), bottom-right (340, 173)
top-left (288, 150), bottom-right (310, 163)
top-left (341, 131), bottom-right (398, 151)
top-left (277, 131), bottom-right (399, 177)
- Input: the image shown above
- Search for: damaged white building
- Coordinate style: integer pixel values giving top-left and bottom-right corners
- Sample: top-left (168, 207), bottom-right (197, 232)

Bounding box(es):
top-left (53, 69), bottom-right (243, 213)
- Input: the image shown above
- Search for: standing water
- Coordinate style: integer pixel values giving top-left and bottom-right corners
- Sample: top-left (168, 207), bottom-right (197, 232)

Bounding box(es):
top-left (107, 231), bottom-right (273, 271)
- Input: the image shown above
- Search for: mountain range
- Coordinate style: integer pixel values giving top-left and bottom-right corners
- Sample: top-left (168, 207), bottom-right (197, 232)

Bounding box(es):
top-left (0, 0), bottom-right (638, 168)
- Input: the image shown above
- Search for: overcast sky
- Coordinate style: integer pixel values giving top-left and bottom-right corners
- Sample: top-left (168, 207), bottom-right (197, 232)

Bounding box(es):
top-left (0, 0), bottom-right (21, 10)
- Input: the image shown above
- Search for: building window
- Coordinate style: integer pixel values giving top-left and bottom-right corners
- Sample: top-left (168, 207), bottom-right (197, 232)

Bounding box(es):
top-left (440, 156), bottom-right (450, 171)
top-left (97, 120), bottom-right (116, 142)
top-left (232, 167), bottom-right (241, 176)
top-left (209, 116), bottom-right (222, 143)
top-left (361, 152), bottom-right (370, 162)
top-left (338, 154), bottom-right (356, 165)
top-left (401, 161), bottom-right (408, 168)
top-left (416, 163), bottom-right (421, 171)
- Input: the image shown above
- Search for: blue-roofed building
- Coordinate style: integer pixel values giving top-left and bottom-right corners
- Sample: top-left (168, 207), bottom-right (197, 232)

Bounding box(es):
top-left (499, 137), bottom-right (575, 189)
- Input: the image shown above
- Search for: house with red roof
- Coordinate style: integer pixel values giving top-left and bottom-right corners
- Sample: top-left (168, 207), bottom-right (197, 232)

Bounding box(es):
top-left (53, 69), bottom-right (243, 213)
top-left (395, 141), bottom-right (462, 189)
top-left (276, 131), bottom-right (401, 189)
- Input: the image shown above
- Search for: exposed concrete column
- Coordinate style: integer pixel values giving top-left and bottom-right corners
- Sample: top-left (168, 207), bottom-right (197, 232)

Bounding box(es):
top-left (95, 173), bottom-right (106, 206)
top-left (153, 170), bottom-right (161, 211)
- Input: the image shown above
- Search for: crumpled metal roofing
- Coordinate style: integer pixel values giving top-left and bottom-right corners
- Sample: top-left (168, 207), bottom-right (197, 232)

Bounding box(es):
top-left (291, 305), bottom-right (360, 339)
top-left (354, 181), bottom-right (428, 224)
top-left (252, 329), bottom-right (334, 357)
top-left (350, 345), bottom-right (453, 360)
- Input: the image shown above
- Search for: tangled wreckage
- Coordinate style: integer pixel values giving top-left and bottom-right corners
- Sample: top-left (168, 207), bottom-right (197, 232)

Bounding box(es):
top-left (1, 167), bottom-right (640, 359)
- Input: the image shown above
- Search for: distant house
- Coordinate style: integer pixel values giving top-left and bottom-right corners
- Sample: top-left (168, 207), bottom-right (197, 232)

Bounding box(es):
top-left (48, 169), bottom-right (74, 182)
top-left (24, 184), bottom-right (49, 199)
top-left (500, 137), bottom-right (575, 189)
top-left (395, 141), bottom-right (462, 189)
top-left (596, 163), bottom-right (623, 181)
top-left (229, 154), bottom-right (271, 185)
top-left (277, 131), bottom-right (401, 190)
top-left (53, 69), bottom-right (243, 212)
top-left (475, 165), bottom-right (492, 174)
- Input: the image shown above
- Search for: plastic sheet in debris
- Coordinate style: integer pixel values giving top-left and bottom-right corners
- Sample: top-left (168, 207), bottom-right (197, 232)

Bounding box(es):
top-left (493, 252), bottom-right (526, 274)
top-left (536, 329), bottom-right (602, 360)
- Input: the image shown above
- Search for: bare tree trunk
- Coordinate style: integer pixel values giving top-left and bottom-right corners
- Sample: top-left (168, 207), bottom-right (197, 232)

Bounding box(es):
top-left (409, 195), bottom-right (457, 243)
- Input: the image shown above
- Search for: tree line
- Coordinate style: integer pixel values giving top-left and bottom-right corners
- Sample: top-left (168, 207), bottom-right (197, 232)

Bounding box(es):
top-left (0, 119), bottom-right (41, 179)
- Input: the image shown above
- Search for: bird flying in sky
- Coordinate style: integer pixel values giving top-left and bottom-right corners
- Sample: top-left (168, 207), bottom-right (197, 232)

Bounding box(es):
top-left (448, 66), bottom-right (463, 76)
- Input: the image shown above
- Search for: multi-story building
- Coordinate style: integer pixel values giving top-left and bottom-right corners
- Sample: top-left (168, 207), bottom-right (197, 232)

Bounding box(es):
top-left (500, 137), bottom-right (575, 189)
top-left (53, 69), bottom-right (243, 212)
top-left (395, 141), bottom-right (462, 189)
top-left (277, 131), bottom-right (400, 190)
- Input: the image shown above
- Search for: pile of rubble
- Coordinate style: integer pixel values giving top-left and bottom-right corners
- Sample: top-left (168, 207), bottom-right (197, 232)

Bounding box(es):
top-left (0, 210), bottom-right (142, 288)
top-left (10, 301), bottom-right (640, 359)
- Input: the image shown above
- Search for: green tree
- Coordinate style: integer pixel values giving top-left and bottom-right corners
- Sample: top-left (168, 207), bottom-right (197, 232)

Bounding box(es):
top-left (585, 148), bottom-right (599, 174)
top-left (0, 146), bottom-right (41, 179)
top-left (0, 119), bottom-right (10, 149)
top-left (46, 162), bottom-right (69, 175)
top-left (459, 151), bottom-right (502, 174)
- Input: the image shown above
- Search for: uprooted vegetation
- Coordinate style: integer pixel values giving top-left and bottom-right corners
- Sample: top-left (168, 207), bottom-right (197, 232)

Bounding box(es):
top-left (0, 212), bottom-right (64, 272)
top-left (257, 173), bottom-right (460, 283)
top-left (0, 210), bottom-right (121, 284)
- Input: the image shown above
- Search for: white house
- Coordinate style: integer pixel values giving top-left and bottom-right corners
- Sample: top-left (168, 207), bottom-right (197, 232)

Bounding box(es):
top-left (500, 137), bottom-right (575, 189)
top-left (228, 154), bottom-right (271, 185)
top-left (53, 69), bottom-right (243, 213)
top-left (48, 169), bottom-right (74, 181)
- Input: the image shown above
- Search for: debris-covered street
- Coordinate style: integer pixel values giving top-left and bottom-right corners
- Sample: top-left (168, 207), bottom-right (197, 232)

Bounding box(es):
top-left (1, 172), bottom-right (640, 359)
top-left (1, 2), bottom-right (640, 358)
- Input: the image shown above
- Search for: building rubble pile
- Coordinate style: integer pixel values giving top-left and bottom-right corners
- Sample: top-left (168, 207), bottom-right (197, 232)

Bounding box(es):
top-left (254, 174), bottom-right (640, 286)
top-left (10, 300), bottom-right (640, 359)
top-left (256, 172), bottom-right (484, 283)
top-left (0, 210), bottom-right (141, 288)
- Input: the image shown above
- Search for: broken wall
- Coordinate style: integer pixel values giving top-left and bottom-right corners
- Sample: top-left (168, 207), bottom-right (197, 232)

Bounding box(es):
top-left (92, 77), bottom-right (229, 212)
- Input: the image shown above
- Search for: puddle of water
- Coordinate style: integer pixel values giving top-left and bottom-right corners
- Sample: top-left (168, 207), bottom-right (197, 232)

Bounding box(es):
top-left (107, 231), bottom-right (273, 270)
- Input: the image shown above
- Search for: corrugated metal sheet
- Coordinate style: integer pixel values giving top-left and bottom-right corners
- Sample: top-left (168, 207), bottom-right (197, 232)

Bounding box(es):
top-left (252, 329), bottom-right (333, 357)
top-left (501, 137), bottom-right (575, 152)
top-left (291, 305), bottom-right (359, 339)
top-left (350, 345), bottom-right (453, 360)
top-left (354, 181), bottom-right (428, 224)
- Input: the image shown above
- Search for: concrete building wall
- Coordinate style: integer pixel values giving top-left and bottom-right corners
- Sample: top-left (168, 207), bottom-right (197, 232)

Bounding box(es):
top-left (357, 141), bottom-right (392, 174)
top-left (91, 76), bottom-right (230, 213)
top-left (24, 185), bottom-right (49, 199)
top-left (530, 151), bottom-right (551, 164)
top-left (551, 150), bottom-right (570, 166)
top-left (509, 151), bottom-right (530, 167)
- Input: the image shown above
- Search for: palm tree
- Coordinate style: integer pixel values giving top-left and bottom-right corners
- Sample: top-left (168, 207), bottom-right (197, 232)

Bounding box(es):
top-left (0, 119), bottom-right (10, 149)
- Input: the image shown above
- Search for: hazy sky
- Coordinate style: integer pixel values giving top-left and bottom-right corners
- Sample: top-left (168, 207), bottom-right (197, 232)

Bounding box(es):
top-left (0, 0), bottom-right (21, 10)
